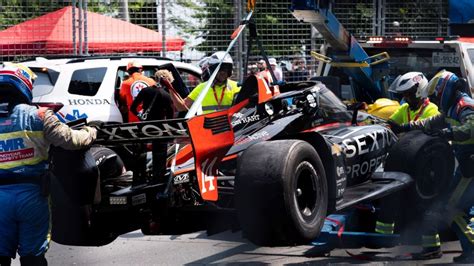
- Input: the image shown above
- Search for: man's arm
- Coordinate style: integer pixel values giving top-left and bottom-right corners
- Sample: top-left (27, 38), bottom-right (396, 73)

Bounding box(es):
top-left (404, 113), bottom-right (447, 131)
top-left (450, 113), bottom-right (474, 142)
top-left (40, 109), bottom-right (96, 150)
top-left (170, 91), bottom-right (191, 111)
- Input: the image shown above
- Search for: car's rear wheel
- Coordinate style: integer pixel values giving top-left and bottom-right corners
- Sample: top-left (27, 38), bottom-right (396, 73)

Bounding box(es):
top-left (385, 130), bottom-right (454, 202)
top-left (235, 140), bottom-right (328, 246)
top-left (384, 130), bottom-right (454, 239)
top-left (50, 146), bottom-right (127, 246)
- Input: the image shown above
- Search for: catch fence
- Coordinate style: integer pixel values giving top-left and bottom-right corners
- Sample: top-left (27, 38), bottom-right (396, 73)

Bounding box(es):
top-left (0, 0), bottom-right (449, 81)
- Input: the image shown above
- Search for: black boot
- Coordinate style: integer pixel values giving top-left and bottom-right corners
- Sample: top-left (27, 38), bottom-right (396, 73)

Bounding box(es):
top-left (453, 252), bottom-right (474, 264)
top-left (411, 247), bottom-right (442, 260)
top-left (20, 255), bottom-right (47, 266)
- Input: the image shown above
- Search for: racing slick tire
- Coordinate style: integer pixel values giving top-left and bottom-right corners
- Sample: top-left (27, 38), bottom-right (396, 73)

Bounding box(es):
top-left (50, 147), bottom-right (118, 246)
top-left (235, 140), bottom-right (328, 246)
top-left (90, 146), bottom-right (125, 182)
top-left (385, 130), bottom-right (454, 202)
top-left (384, 130), bottom-right (454, 240)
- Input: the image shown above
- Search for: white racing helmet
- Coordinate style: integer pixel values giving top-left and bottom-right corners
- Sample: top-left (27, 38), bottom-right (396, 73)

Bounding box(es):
top-left (388, 72), bottom-right (428, 96)
top-left (208, 51), bottom-right (234, 76)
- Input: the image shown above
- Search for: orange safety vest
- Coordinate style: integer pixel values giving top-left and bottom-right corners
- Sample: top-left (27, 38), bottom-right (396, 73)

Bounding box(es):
top-left (119, 72), bottom-right (156, 122)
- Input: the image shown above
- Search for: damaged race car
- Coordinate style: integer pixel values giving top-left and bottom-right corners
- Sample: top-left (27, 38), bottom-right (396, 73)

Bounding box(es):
top-left (49, 66), bottom-right (454, 247)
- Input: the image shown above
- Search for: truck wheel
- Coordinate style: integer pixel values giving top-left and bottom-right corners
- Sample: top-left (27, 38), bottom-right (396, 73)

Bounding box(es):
top-left (385, 130), bottom-right (454, 202)
top-left (235, 140), bottom-right (328, 246)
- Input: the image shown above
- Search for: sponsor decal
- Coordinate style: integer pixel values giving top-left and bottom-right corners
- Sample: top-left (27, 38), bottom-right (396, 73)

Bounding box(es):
top-left (68, 99), bottom-right (111, 105)
top-left (336, 166), bottom-right (344, 177)
top-left (232, 112), bottom-right (244, 119)
top-left (231, 114), bottom-right (260, 126)
top-left (235, 130), bottom-right (269, 145)
top-left (200, 157), bottom-right (217, 194)
top-left (0, 138), bottom-right (34, 162)
top-left (65, 109), bottom-right (88, 121)
top-left (346, 154), bottom-right (386, 179)
top-left (95, 119), bottom-right (188, 144)
top-left (0, 138), bottom-right (25, 152)
top-left (331, 143), bottom-right (342, 156)
top-left (341, 129), bottom-right (394, 159)
top-left (174, 173), bottom-right (190, 185)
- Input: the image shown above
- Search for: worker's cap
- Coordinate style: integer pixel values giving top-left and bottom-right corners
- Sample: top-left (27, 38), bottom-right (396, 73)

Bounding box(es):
top-left (126, 61), bottom-right (143, 71)
top-left (268, 58), bottom-right (277, 66)
top-left (257, 59), bottom-right (265, 64)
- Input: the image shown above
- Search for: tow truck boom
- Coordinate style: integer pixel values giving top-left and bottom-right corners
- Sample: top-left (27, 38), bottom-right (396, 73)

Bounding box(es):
top-left (290, 0), bottom-right (385, 102)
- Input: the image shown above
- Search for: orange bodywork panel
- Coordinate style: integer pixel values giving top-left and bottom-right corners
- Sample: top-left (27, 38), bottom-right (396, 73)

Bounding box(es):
top-left (187, 99), bottom-right (249, 201)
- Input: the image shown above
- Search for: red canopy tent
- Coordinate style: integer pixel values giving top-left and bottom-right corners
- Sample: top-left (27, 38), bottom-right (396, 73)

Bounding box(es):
top-left (0, 6), bottom-right (185, 56)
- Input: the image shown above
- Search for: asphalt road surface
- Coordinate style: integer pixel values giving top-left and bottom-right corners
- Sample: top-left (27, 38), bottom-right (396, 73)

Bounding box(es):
top-left (11, 230), bottom-right (463, 265)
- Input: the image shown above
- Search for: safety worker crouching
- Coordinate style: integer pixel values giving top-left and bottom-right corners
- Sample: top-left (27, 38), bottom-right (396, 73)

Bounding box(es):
top-left (374, 72), bottom-right (440, 248)
top-left (0, 63), bottom-right (97, 266)
top-left (119, 61), bottom-right (156, 122)
top-left (172, 51), bottom-right (240, 114)
top-left (393, 70), bottom-right (474, 262)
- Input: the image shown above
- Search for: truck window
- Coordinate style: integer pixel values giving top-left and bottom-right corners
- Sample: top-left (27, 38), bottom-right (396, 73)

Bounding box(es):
top-left (363, 48), bottom-right (462, 80)
top-left (68, 67), bottom-right (107, 96)
top-left (467, 49), bottom-right (474, 68)
top-left (325, 47), bottom-right (462, 100)
top-left (32, 72), bottom-right (55, 97)
top-left (177, 68), bottom-right (201, 91)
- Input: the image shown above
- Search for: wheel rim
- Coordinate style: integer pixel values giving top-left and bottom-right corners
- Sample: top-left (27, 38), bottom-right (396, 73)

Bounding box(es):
top-left (294, 161), bottom-right (318, 222)
top-left (416, 155), bottom-right (446, 199)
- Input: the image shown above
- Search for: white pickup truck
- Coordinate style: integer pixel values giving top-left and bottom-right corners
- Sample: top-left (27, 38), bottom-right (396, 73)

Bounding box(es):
top-left (360, 36), bottom-right (474, 96)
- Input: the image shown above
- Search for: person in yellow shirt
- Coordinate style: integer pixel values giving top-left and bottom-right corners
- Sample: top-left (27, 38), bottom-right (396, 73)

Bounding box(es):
top-left (374, 72), bottom-right (440, 245)
top-left (388, 72), bottom-right (440, 125)
top-left (172, 51), bottom-right (240, 114)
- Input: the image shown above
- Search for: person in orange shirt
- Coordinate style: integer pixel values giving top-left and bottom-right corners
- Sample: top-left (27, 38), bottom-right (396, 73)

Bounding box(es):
top-left (119, 61), bottom-right (156, 122)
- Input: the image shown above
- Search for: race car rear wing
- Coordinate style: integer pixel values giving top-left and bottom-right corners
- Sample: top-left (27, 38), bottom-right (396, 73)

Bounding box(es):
top-left (94, 118), bottom-right (189, 145)
top-left (92, 99), bottom-right (249, 202)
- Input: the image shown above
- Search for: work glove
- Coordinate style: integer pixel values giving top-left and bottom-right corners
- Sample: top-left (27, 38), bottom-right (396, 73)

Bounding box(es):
top-left (387, 120), bottom-right (406, 134)
top-left (423, 128), bottom-right (454, 140)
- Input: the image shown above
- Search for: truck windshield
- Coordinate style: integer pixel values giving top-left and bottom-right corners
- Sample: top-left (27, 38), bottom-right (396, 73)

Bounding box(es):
top-left (325, 46), bottom-right (462, 100)
top-left (364, 47), bottom-right (462, 80)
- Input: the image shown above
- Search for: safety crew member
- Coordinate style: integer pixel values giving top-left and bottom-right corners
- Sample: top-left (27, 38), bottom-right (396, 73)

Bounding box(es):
top-left (387, 72), bottom-right (440, 125)
top-left (374, 72), bottom-right (440, 246)
top-left (394, 70), bottom-right (474, 262)
top-left (172, 51), bottom-right (240, 114)
top-left (0, 63), bottom-right (97, 266)
top-left (119, 61), bottom-right (156, 122)
top-left (131, 70), bottom-right (175, 181)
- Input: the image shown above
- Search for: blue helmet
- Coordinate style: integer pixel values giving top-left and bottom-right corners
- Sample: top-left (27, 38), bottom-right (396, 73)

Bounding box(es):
top-left (0, 63), bottom-right (37, 104)
top-left (418, 70), bottom-right (458, 113)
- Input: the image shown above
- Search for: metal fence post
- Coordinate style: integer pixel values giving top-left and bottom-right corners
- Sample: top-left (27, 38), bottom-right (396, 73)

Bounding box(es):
top-left (78, 0), bottom-right (83, 55)
top-left (84, 0), bottom-right (88, 55)
top-left (72, 0), bottom-right (77, 56)
top-left (161, 0), bottom-right (166, 57)
top-left (235, 0), bottom-right (243, 81)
